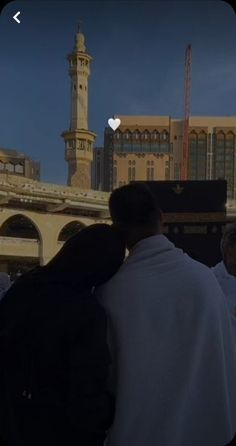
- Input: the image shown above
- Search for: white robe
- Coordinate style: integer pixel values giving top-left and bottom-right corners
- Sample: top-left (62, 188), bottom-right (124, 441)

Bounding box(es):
top-left (212, 260), bottom-right (236, 345)
top-left (98, 235), bottom-right (236, 446)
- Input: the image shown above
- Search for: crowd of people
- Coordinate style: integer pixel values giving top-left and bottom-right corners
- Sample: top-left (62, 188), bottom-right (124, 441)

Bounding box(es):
top-left (0, 182), bottom-right (236, 446)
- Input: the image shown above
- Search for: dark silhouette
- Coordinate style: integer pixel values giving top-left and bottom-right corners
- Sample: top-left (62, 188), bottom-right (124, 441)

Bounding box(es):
top-left (109, 182), bottom-right (162, 250)
top-left (0, 224), bottom-right (125, 446)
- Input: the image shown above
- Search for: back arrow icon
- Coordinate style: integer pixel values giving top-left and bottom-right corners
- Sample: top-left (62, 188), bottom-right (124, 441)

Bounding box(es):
top-left (13, 11), bottom-right (21, 24)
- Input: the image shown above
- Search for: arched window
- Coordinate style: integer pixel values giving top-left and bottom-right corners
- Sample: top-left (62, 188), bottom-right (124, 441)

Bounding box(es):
top-left (160, 131), bottom-right (169, 153)
top-left (128, 166), bottom-right (132, 182)
top-left (141, 130), bottom-right (150, 140)
top-left (115, 130), bottom-right (121, 140)
top-left (141, 130), bottom-right (151, 152)
top-left (0, 215), bottom-right (40, 240)
top-left (15, 163), bottom-right (24, 174)
top-left (152, 130), bottom-right (159, 140)
top-left (198, 131), bottom-right (207, 145)
top-left (132, 167), bottom-right (136, 180)
top-left (216, 131), bottom-right (225, 148)
top-left (226, 132), bottom-right (235, 149)
top-left (6, 162), bottom-right (14, 172)
top-left (162, 130), bottom-right (167, 141)
top-left (189, 131), bottom-right (197, 142)
top-left (58, 221), bottom-right (85, 242)
top-left (124, 130), bottom-right (131, 140)
top-left (151, 130), bottom-right (160, 152)
top-left (134, 130), bottom-right (140, 140)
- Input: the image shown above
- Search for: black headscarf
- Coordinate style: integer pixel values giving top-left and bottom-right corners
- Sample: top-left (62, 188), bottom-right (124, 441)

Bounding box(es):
top-left (43, 223), bottom-right (125, 289)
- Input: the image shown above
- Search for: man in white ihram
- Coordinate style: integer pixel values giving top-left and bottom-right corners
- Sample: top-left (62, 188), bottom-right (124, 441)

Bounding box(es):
top-left (212, 221), bottom-right (236, 345)
top-left (99, 183), bottom-right (236, 446)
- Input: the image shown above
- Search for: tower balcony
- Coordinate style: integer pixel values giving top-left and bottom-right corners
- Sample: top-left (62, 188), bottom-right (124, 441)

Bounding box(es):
top-left (65, 147), bottom-right (93, 163)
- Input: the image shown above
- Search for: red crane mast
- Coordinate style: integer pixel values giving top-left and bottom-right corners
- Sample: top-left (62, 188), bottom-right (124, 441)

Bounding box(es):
top-left (181, 44), bottom-right (192, 180)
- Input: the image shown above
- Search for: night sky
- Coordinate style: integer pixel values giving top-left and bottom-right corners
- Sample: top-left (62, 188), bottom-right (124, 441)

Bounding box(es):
top-left (0, 1), bottom-right (235, 184)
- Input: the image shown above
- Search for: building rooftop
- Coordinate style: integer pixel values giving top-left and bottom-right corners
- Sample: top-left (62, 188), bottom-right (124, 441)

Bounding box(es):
top-left (0, 147), bottom-right (38, 161)
top-left (0, 173), bottom-right (110, 217)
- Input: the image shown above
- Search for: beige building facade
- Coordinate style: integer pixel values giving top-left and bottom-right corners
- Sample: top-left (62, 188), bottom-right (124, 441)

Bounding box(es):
top-left (1, 173), bottom-right (236, 275)
top-left (101, 115), bottom-right (236, 199)
top-left (0, 174), bottom-right (109, 275)
top-left (103, 116), bottom-right (172, 191)
top-left (0, 148), bottom-right (40, 180)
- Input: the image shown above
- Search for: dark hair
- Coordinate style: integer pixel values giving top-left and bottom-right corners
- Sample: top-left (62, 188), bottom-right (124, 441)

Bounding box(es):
top-left (109, 183), bottom-right (161, 230)
top-left (44, 223), bottom-right (125, 288)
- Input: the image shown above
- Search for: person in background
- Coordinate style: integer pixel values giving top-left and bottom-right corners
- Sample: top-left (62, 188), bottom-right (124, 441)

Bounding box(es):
top-left (0, 272), bottom-right (11, 301)
top-left (0, 224), bottom-right (125, 446)
top-left (98, 183), bottom-right (236, 446)
top-left (212, 221), bottom-right (236, 343)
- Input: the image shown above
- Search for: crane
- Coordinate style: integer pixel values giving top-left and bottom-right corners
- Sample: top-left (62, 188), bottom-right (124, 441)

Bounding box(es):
top-left (181, 44), bottom-right (192, 180)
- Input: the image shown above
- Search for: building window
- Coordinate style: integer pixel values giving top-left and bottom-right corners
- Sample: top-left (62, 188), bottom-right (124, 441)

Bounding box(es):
top-left (147, 167), bottom-right (154, 180)
top-left (198, 131), bottom-right (207, 146)
top-left (128, 167), bottom-right (132, 182)
top-left (79, 84), bottom-right (82, 89)
top-left (152, 130), bottom-right (159, 140)
top-left (6, 163), bottom-right (14, 172)
top-left (216, 131), bottom-right (225, 148)
top-left (132, 167), bottom-right (136, 181)
top-left (15, 163), bottom-right (24, 174)
top-left (141, 130), bottom-right (150, 141)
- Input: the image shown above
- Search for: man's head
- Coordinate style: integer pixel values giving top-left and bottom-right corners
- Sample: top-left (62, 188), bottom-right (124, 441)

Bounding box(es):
top-left (221, 222), bottom-right (236, 276)
top-left (109, 182), bottom-right (162, 249)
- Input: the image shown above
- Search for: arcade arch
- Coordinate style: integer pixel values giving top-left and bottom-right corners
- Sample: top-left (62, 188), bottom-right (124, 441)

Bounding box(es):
top-left (57, 220), bottom-right (86, 242)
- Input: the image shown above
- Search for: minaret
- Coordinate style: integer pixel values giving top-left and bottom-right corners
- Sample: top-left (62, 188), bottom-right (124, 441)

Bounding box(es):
top-left (62, 27), bottom-right (96, 189)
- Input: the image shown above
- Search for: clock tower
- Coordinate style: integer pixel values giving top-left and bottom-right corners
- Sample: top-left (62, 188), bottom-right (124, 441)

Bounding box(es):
top-left (62, 27), bottom-right (96, 189)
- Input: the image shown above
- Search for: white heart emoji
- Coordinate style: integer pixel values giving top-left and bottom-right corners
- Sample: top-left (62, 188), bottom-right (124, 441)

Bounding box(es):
top-left (108, 117), bottom-right (121, 131)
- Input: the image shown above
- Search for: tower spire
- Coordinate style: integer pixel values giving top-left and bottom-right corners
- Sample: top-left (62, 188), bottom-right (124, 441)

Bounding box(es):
top-left (62, 29), bottom-right (96, 189)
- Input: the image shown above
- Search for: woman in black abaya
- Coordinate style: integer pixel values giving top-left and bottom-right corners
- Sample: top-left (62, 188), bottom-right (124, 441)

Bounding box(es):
top-left (0, 224), bottom-right (125, 446)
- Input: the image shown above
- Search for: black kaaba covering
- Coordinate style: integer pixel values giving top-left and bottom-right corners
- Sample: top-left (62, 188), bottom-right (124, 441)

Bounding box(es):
top-left (134, 180), bottom-right (227, 267)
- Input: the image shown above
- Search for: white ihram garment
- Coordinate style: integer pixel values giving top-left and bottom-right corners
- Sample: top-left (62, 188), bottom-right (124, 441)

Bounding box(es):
top-left (99, 235), bottom-right (236, 446)
top-left (212, 260), bottom-right (236, 345)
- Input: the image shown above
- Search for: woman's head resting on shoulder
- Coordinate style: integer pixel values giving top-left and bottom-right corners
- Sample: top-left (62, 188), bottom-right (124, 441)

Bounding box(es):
top-left (45, 223), bottom-right (126, 288)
